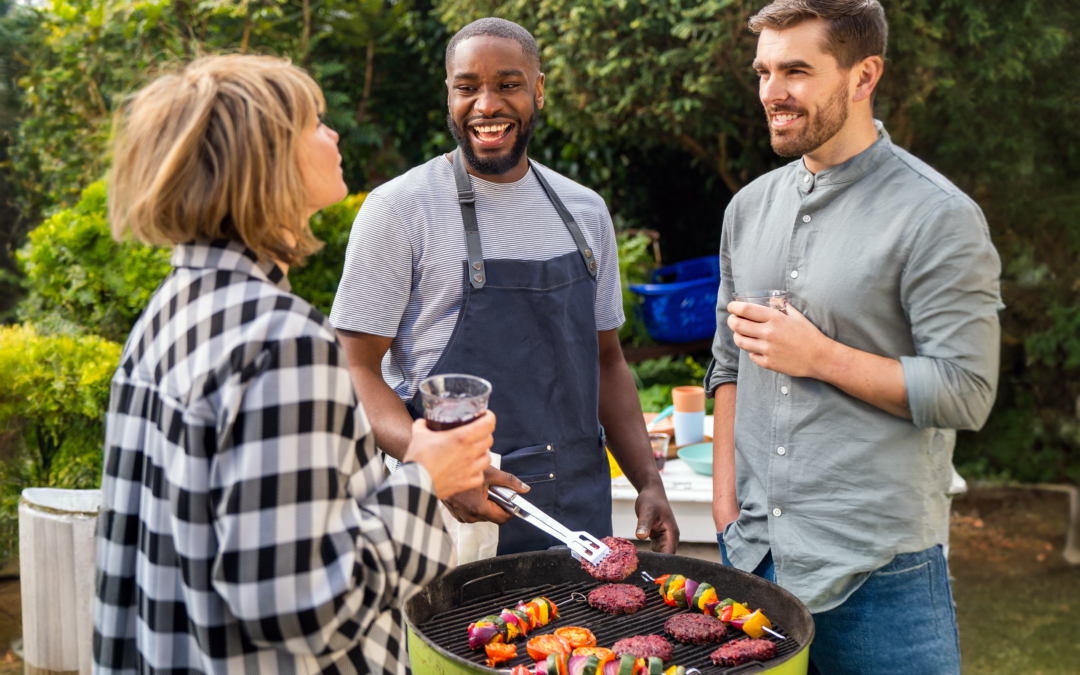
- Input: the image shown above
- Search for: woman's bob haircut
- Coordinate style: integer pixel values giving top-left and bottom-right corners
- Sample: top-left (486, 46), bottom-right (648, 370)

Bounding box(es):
top-left (108, 54), bottom-right (325, 267)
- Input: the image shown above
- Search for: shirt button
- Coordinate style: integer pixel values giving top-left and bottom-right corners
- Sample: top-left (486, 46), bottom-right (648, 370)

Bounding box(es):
top-left (772, 508), bottom-right (782, 517)
top-left (777, 447), bottom-right (786, 456)
top-left (781, 386), bottom-right (789, 395)
top-left (803, 175), bottom-right (810, 183)
top-left (802, 214), bottom-right (811, 223)
top-left (790, 270), bottom-right (799, 279)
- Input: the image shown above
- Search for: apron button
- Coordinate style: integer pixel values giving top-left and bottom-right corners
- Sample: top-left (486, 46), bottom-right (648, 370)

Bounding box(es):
top-left (473, 273), bottom-right (483, 282)
top-left (547, 445), bottom-right (551, 450)
top-left (472, 262), bottom-right (482, 271)
top-left (590, 262), bottom-right (596, 270)
top-left (549, 473), bottom-right (554, 478)
top-left (585, 249), bottom-right (593, 258)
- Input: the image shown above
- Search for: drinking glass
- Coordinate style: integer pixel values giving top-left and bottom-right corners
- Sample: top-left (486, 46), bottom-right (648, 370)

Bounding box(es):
top-left (418, 373), bottom-right (492, 430)
top-left (733, 290), bottom-right (789, 314)
top-left (648, 433), bottom-right (670, 472)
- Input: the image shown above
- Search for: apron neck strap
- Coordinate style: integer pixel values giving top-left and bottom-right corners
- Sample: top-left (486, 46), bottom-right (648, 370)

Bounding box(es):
top-left (453, 148), bottom-right (487, 289)
top-left (451, 148), bottom-right (599, 289)
top-left (528, 159), bottom-right (598, 278)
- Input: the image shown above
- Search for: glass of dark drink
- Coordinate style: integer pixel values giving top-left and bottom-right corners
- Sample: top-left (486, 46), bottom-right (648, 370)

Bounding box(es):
top-left (418, 373), bottom-right (493, 430)
top-left (648, 433), bottom-right (670, 472)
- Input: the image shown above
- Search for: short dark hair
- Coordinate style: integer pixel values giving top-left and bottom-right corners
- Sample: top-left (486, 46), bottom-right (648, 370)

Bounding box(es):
top-left (445, 18), bottom-right (540, 72)
top-left (748, 0), bottom-right (888, 68)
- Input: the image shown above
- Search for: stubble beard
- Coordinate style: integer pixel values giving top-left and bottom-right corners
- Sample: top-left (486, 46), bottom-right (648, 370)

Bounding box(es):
top-left (448, 101), bottom-right (539, 176)
top-left (767, 80), bottom-right (850, 158)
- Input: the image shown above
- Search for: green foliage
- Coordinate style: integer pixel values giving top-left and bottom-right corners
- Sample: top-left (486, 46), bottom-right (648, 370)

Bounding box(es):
top-left (0, 323), bottom-right (121, 558)
top-left (631, 356), bottom-right (713, 415)
top-left (16, 181), bottom-right (172, 343)
top-left (615, 232), bottom-right (653, 345)
top-left (290, 192), bottom-right (368, 316)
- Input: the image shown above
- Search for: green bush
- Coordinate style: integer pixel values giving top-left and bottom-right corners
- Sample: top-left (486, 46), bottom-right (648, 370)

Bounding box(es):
top-left (616, 232), bottom-right (655, 346)
top-left (631, 356), bottom-right (714, 415)
top-left (0, 323), bottom-right (121, 558)
top-left (16, 181), bottom-right (173, 343)
top-left (290, 192), bottom-right (368, 317)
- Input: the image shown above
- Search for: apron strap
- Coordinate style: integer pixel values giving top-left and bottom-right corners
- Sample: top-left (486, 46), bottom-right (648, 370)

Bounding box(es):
top-left (451, 149), bottom-right (599, 289)
top-left (453, 148), bottom-right (488, 289)
top-left (529, 160), bottom-right (598, 278)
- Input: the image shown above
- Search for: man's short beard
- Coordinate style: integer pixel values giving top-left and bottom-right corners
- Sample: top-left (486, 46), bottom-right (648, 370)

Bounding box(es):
top-left (448, 102), bottom-right (539, 176)
top-left (768, 80), bottom-right (850, 158)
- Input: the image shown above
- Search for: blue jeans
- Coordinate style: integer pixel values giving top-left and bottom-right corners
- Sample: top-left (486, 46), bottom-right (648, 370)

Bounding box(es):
top-left (717, 535), bottom-right (961, 675)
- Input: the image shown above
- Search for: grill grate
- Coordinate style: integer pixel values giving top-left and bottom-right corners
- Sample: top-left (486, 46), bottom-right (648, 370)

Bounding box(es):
top-left (417, 578), bottom-right (801, 674)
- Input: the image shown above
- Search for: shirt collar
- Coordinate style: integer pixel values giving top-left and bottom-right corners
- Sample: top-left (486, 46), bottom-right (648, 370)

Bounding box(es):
top-left (171, 239), bottom-right (291, 293)
top-left (796, 119), bottom-right (891, 194)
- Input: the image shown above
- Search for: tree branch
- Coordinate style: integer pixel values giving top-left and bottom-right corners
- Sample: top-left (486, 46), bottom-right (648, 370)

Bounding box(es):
top-left (676, 133), bottom-right (743, 194)
top-left (300, 0), bottom-right (311, 68)
top-left (356, 39), bottom-right (375, 126)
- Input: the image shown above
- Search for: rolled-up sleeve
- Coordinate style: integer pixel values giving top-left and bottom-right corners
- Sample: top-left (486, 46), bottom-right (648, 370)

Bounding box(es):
top-left (705, 206), bottom-right (740, 396)
top-left (899, 195), bottom-right (1003, 430)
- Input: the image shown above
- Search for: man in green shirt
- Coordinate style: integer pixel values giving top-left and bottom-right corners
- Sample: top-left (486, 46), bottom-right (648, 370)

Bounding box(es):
top-left (707, 1), bottom-right (1002, 673)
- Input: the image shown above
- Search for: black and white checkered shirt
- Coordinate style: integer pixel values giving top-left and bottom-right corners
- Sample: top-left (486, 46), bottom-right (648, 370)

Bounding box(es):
top-left (94, 240), bottom-right (453, 675)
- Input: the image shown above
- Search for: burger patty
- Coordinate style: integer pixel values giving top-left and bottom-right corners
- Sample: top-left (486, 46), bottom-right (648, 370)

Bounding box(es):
top-left (611, 635), bottom-right (674, 662)
top-left (587, 584), bottom-right (647, 615)
top-left (709, 638), bottom-right (778, 667)
top-left (581, 537), bottom-right (639, 582)
top-left (664, 613), bottom-right (728, 644)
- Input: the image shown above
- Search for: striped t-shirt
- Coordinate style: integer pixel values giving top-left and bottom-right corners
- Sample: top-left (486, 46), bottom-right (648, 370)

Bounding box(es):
top-left (329, 154), bottom-right (624, 401)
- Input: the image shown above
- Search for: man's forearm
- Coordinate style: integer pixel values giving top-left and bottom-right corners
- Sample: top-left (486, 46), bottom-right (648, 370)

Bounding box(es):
top-left (346, 364), bottom-right (415, 460)
top-left (598, 353), bottom-right (663, 492)
top-left (813, 340), bottom-right (911, 419)
top-left (711, 383), bottom-right (739, 531)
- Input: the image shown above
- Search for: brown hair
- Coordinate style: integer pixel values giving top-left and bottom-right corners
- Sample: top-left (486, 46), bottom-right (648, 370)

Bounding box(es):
top-left (108, 54), bottom-right (324, 267)
top-left (748, 0), bottom-right (888, 68)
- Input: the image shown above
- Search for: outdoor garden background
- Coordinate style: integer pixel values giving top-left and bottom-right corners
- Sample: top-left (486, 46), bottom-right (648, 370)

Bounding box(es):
top-left (0, 0), bottom-right (1077, 672)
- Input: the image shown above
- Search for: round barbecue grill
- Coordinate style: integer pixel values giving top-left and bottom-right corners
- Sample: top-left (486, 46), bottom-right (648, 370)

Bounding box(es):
top-left (405, 551), bottom-right (815, 675)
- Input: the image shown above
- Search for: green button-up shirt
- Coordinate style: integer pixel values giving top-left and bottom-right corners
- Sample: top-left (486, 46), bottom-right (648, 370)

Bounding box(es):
top-left (705, 122), bottom-right (1002, 613)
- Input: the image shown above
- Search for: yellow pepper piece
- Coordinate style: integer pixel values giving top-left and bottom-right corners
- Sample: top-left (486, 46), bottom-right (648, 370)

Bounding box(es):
top-left (664, 667), bottom-right (678, 675)
top-left (740, 610), bottom-right (773, 639)
top-left (731, 602), bottom-right (751, 620)
top-left (607, 449), bottom-right (623, 478)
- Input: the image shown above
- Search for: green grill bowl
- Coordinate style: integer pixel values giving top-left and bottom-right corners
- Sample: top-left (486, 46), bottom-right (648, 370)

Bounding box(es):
top-left (677, 442), bottom-right (713, 475)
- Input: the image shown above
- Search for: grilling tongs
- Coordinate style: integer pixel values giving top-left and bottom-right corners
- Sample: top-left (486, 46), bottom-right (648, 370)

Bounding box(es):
top-left (488, 486), bottom-right (611, 565)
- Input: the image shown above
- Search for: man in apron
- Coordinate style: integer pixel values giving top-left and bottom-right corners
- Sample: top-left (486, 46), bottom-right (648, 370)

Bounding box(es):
top-left (329, 17), bottom-right (678, 555)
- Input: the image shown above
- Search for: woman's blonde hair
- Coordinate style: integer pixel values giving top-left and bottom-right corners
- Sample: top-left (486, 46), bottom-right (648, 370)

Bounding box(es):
top-left (108, 54), bottom-right (325, 267)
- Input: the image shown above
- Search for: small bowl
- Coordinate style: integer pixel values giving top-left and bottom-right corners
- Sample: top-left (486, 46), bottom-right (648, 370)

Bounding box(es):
top-left (677, 442), bottom-right (713, 476)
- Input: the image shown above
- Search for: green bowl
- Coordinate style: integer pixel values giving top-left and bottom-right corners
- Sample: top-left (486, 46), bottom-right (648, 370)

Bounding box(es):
top-left (677, 442), bottom-right (713, 476)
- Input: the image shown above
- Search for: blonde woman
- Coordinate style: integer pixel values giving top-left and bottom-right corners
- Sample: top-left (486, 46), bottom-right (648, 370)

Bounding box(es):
top-left (95, 55), bottom-right (495, 675)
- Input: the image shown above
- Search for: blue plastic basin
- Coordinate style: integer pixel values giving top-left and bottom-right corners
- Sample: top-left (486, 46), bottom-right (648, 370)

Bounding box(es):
top-left (628, 255), bottom-right (719, 343)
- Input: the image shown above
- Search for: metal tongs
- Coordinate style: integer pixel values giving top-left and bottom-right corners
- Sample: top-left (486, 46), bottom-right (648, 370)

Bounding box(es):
top-left (488, 485), bottom-right (611, 565)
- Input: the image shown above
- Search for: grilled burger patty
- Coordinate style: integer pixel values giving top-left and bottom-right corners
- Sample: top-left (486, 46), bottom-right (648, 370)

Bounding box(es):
top-left (663, 613), bottom-right (728, 644)
top-left (709, 638), bottom-right (778, 666)
top-left (581, 537), bottom-right (638, 582)
top-left (587, 584), bottom-right (647, 615)
top-left (611, 635), bottom-right (674, 662)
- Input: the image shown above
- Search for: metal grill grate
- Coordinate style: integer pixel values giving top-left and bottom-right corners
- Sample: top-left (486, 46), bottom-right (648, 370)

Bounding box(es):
top-left (417, 578), bottom-right (801, 674)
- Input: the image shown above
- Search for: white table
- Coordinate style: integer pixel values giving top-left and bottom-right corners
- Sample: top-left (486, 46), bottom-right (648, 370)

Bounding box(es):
top-left (611, 416), bottom-right (717, 543)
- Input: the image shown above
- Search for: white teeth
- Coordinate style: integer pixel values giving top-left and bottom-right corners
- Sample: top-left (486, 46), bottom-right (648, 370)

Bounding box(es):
top-left (774, 114), bottom-right (800, 123)
top-left (474, 124), bottom-right (510, 134)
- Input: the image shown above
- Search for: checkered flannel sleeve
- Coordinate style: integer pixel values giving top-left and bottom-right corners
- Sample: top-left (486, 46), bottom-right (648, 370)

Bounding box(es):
top-left (205, 335), bottom-right (452, 663)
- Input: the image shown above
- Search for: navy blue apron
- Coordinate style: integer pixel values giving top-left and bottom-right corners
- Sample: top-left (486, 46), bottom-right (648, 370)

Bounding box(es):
top-left (407, 149), bottom-right (613, 555)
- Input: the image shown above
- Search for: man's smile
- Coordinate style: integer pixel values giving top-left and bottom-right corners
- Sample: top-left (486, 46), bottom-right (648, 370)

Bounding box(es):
top-left (469, 120), bottom-right (514, 148)
top-left (771, 112), bottom-right (804, 128)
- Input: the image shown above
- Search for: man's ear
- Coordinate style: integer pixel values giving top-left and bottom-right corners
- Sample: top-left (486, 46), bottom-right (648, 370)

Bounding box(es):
top-left (853, 55), bottom-right (884, 103)
top-left (535, 72), bottom-right (545, 109)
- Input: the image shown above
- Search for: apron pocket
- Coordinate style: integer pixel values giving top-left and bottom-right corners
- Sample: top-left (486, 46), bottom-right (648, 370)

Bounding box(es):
top-left (500, 443), bottom-right (556, 510)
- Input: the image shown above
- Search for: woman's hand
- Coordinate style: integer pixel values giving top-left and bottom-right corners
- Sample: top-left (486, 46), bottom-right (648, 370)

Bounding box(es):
top-left (403, 411), bottom-right (496, 500)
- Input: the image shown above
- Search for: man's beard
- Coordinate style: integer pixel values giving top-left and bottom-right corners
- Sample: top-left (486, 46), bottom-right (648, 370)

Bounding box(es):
top-left (448, 102), bottom-right (539, 176)
top-left (767, 81), bottom-right (850, 158)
